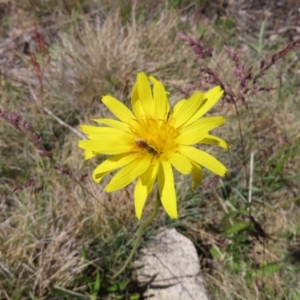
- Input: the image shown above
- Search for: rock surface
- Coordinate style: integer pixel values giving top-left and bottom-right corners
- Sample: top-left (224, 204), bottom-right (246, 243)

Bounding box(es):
top-left (134, 227), bottom-right (209, 300)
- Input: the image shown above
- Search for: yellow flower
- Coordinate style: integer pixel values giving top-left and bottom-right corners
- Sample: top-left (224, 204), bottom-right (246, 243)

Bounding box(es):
top-left (79, 72), bottom-right (228, 219)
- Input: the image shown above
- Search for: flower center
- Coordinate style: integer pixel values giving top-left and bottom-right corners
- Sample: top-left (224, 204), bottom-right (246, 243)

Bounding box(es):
top-left (133, 118), bottom-right (177, 157)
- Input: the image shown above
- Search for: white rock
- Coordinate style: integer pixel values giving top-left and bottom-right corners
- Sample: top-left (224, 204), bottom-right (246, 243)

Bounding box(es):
top-left (134, 227), bottom-right (209, 300)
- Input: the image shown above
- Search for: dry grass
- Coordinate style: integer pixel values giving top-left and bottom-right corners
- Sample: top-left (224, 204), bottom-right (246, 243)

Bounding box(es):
top-left (1, 0), bottom-right (300, 299)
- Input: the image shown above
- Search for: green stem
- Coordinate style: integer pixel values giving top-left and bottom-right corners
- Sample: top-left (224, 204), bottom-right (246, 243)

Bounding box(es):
top-left (112, 192), bottom-right (161, 279)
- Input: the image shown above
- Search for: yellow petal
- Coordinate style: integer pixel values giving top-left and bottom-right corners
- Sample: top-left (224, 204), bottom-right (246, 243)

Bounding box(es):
top-left (157, 160), bottom-right (177, 219)
top-left (134, 178), bottom-right (148, 219)
top-left (153, 79), bottom-right (169, 121)
top-left (185, 86), bottom-right (224, 126)
top-left (92, 153), bottom-right (138, 183)
top-left (93, 170), bottom-right (111, 184)
top-left (191, 161), bottom-right (203, 188)
top-left (171, 98), bottom-right (186, 116)
top-left (105, 155), bottom-right (152, 192)
top-left (80, 125), bottom-right (132, 140)
top-left (131, 93), bottom-right (146, 121)
top-left (148, 75), bottom-right (170, 110)
top-left (175, 116), bottom-right (226, 145)
top-left (134, 158), bottom-right (159, 219)
top-left (131, 78), bottom-right (146, 120)
top-left (131, 80), bottom-right (139, 102)
top-left (102, 95), bottom-right (136, 125)
top-left (171, 91), bottom-right (204, 129)
top-left (84, 150), bottom-right (98, 160)
top-left (200, 135), bottom-right (229, 149)
top-left (92, 118), bottom-right (132, 133)
top-left (179, 145), bottom-right (227, 177)
top-left (137, 72), bottom-right (154, 117)
top-left (79, 139), bottom-right (133, 155)
top-left (168, 152), bottom-right (192, 174)
top-left (148, 75), bottom-right (159, 85)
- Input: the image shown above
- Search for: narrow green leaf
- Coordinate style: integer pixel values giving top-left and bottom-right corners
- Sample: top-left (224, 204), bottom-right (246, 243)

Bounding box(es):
top-left (52, 287), bottom-right (90, 299)
top-left (118, 280), bottom-right (129, 291)
top-left (91, 292), bottom-right (97, 300)
top-left (107, 281), bottom-right (129, 293)
top-left (224, 222), bottom-right (250, 234)
top-left (74, 276), bottom-right (94, 284)
top-left (129, 294), bottom-right (140, 300)
top-left (258, 18), bottom-right (267, 52)
top-left (253, 262), bottom-right (280, 278)
top-left (210, 246), bottom-right (223, 260)
top-left (107, 283), bottom-right (118, 292)
top-left (222, 208), bottom-right (249, 221)
top-left (81, 245), bottom-right (91, 261)
top-left (93, 270), bottom-right (101, 293)
top-left (272, 159), bottom-right (285, 177)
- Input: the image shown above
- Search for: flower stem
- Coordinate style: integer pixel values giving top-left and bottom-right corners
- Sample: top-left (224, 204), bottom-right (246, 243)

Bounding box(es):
top-left (112, 192), bottom-right (161, 279)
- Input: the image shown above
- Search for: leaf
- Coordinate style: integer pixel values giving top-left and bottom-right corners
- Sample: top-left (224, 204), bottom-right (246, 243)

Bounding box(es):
top-left (222, 208), bottom-right (249, 221)
top-left (94, 270), bottom-right (101, 293)
top-left (81, 245), bottom-right (91, 261)
top-left (118, 281), bottom-right (129, 291)
top-left (52, 287), bottom-right (90, 299)
top-left (73, 276), bottom-right (94, 284)
top-left (272, 159), bottom-right (285, 177)
top-left (107, 281), bottom-right (129, 293)
top-left (258, 18), bottom-right (267, 52)
top-left (253, 262), bottom-right (280, 278)
top-left (224, 222), bottom-right (250, 234)
top-left (129, 294), bottom-right (140, 300)
top-left (210, 246), bottom-right (223, 260)
top-left (107, 283), bottom-right (118, 293)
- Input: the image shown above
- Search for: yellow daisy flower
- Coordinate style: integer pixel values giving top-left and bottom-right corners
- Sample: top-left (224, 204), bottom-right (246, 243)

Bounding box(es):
top-left (79, 72), bottom-right (228, 219)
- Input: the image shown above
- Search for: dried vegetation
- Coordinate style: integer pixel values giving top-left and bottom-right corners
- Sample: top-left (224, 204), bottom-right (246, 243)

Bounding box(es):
top-left (0, 0), bottom-right (300, 299)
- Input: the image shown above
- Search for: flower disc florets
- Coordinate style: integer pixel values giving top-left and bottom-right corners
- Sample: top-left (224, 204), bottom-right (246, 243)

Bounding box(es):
top-left (132, 118), bottom-right (177, 159)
